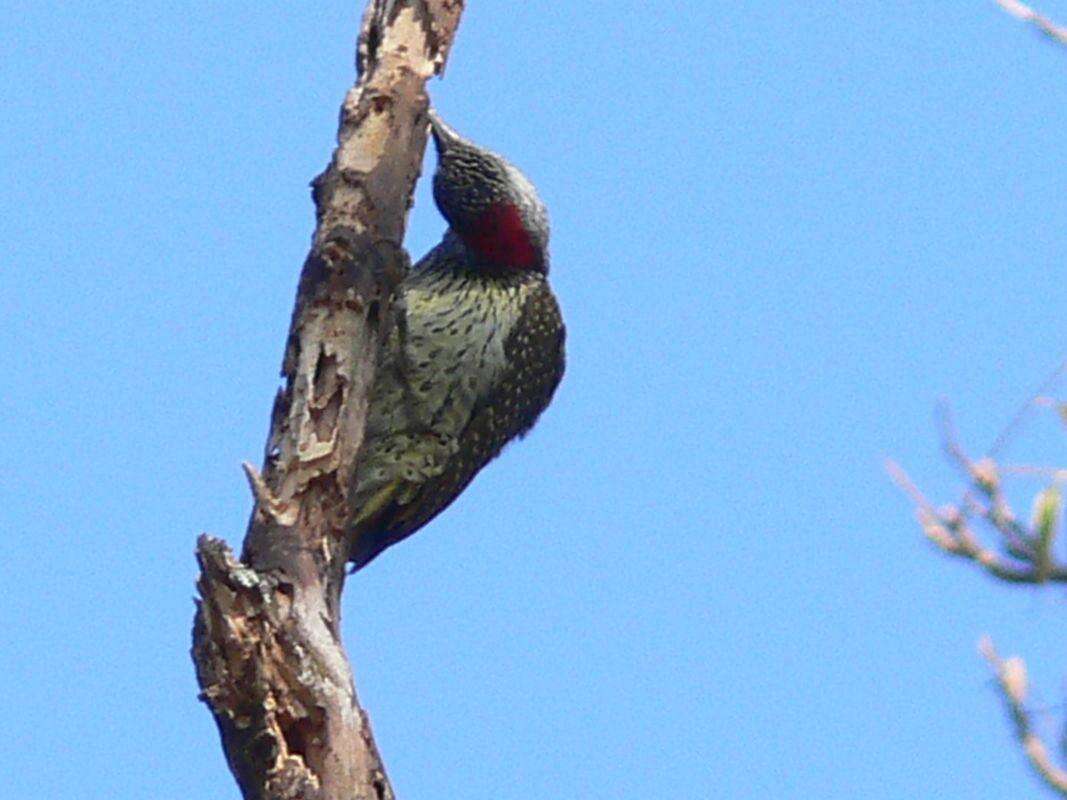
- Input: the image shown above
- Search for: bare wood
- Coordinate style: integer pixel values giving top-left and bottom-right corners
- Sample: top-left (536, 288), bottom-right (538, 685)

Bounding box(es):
top-left (994, 0), bottom-right (1067, 44)
top-left (191, 3), bottom-right (464, 798)
top-left (980, 638), bottom-right (1067, 797)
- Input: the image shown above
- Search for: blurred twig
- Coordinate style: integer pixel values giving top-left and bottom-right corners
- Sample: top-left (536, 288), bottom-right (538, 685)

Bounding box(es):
top-left (980, 638), bottom-right (1067, 796)
top-left (887, 459), bottom-right (1067, 583)
top-left (889, 367), bottom-right (1067, 585)
top-left (892, 364), bottom-right (1067, 796)
top-left (995, 0), bottom-right (1067, 45)
top-left (938, 402), bottom-right (1036, 557)
top-left (990, 362), bottom-right (1067, 458)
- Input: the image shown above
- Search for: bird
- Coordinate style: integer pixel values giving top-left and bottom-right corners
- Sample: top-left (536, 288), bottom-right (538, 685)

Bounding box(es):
top-left (347, 110), bottom-right (566, 571)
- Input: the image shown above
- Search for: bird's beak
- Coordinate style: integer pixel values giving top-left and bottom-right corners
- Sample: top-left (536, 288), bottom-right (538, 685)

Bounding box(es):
top-left (428, 109), bottom-right (461, 154)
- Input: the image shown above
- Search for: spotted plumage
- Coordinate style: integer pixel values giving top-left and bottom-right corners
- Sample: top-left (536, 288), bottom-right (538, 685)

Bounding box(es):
top-left (347, 113), bottom-right (565, 570)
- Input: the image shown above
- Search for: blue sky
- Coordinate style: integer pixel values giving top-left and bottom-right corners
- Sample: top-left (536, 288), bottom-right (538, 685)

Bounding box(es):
top-left (5, 2), bottom-right (1067, 797)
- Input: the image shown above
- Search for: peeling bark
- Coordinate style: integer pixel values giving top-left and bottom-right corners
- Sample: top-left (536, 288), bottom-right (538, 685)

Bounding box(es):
top-left (191, 3), bottom-right (464, 798)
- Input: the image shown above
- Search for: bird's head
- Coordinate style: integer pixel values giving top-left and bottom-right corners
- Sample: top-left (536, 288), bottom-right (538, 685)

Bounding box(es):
top-left (428, 110), bottom-right (550, 274)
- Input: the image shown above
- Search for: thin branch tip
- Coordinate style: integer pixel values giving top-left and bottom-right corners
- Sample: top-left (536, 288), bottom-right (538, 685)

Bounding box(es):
top-left (980, 637), bottom-right (1067, 795)
top-left (994, 0), bottom-right (1067, 45)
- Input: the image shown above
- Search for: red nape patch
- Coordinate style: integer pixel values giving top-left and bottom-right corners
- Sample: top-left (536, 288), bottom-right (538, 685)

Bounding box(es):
top-left (462, 203), bottom-right (538, 269)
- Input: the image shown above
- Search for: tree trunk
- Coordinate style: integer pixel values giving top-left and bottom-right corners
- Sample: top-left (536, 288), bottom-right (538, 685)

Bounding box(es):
top-left (191, 3), bottom-right (464, 797)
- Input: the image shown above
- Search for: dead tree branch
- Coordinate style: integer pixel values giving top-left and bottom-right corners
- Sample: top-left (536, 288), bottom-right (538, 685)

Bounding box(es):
top-left (190, 3), bottom-right (464, 798)
top-left (980, 638), bottom-right (1067, 797)
top-left (994, 0), bottom-right (1067, 44)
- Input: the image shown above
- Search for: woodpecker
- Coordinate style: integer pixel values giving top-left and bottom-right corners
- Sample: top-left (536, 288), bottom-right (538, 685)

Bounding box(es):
top-left (347, 111), bottom-right (566, 571)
